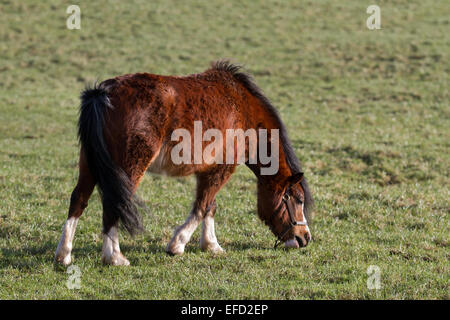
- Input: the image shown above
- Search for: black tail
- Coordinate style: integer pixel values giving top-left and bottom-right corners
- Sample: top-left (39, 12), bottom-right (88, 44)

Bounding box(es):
top-left (78, 83), bottom-right (143, 236)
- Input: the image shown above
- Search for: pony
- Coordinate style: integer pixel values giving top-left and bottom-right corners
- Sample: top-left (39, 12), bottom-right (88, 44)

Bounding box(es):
top-left (55, 61), bottom-right (313, 266)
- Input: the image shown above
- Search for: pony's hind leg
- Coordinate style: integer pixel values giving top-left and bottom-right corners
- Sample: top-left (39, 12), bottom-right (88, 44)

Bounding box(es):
top-left (101, 225), bottom-right (130, 266)
top-left (100, 136), bottom-right (159, 266)
top-left (55, 151), bottom-right (95, 266)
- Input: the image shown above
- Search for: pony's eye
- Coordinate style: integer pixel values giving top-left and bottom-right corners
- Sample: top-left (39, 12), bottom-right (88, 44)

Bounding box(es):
top-left (294, 195), bottom-right (303, 204)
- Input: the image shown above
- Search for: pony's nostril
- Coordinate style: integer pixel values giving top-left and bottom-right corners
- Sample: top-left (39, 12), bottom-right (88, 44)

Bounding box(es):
top-left (304, 232), bottom-right (311, 242)
top-left (295, 236), bottom-right (305, 248)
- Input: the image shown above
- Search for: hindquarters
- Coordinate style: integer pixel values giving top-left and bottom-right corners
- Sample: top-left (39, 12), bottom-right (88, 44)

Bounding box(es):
top-left (78, 77), bottom-right (171, 235)
top-left (78, 83), bottom-right (144, 235)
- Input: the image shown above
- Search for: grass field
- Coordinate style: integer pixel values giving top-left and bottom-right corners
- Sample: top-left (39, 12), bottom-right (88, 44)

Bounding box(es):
top-left (0, 0), bottom-right (448, 299)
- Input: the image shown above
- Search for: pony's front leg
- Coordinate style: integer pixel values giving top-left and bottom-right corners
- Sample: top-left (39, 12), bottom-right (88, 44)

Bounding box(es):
top-left (101, 225), bottom-right (130, 266)
top-left (166, 210), bottom-right (202, 255)
top-left (200, 203), bottom-right (224, 253)
top-left (166, 167), bottom-right (235, 256)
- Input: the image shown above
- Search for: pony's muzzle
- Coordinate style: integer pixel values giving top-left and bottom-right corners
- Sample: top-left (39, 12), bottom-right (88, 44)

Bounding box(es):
top-left (285, 229), bottom-right (311, 248)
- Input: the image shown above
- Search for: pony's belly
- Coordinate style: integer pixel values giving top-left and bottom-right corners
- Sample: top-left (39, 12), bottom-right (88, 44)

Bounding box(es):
top-left (147, 161), bottom-right (198, 177)
top-left (147, 144), bottom-right (198, 177)
top-left (147, 144), bottom-right (173, 175)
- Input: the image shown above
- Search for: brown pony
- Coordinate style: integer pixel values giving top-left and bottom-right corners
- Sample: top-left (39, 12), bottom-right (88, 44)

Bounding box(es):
top-left (55, 61), bottom-right (313, 266)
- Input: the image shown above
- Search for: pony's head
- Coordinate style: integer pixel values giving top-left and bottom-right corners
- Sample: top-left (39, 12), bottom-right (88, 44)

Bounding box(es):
top-left (258, 172), bottom-right (312, 248)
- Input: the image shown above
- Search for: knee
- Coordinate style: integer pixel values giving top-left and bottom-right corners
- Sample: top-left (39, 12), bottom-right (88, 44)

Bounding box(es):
top-left (207, 200), bottom-right (217, 213)
top-left (203, 199), bottom-right (217, 217)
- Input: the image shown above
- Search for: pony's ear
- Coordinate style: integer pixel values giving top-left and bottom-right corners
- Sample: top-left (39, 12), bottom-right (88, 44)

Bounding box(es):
top-left (288, 172), bottom-right (304, 186)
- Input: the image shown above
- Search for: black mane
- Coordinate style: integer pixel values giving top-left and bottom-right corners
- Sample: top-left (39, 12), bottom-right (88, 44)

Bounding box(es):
top-left (212, 60), bottom-right (314, 220)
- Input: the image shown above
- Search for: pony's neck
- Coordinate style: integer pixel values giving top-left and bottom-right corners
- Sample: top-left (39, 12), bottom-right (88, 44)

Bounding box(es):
top-left (245, 98), bottom-right (293, 178)
top-left (242, 89), bottom-right (298, 226)
top-left (246, 141), bottom-right (292, 228)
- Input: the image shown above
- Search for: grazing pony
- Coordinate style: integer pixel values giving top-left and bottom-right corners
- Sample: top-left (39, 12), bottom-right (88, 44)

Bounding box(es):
top-left (55, 61), bottom-right (313, 266)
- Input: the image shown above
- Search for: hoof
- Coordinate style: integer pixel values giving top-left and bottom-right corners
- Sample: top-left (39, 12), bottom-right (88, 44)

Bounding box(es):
top-left (54, 254), bottom-right (72, 266)
top-left (166, 243), bottom-right (185, 256)
top-left (201, 243), bottom-right (225, 254)
top-left (101, 252), bottom-right (130, 266)
top-left (54, 247), bottom-right (72, 266)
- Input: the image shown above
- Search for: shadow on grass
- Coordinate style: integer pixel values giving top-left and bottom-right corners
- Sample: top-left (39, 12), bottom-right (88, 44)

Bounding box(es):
top-left (0, 240), bottom-right (57, 271)
top-left (120, 240), bottom-right (166, 255)
top-left (226, 240), bottom-right (273, 251)
top-left (0, 237), bottom-right (291, 271)
top-left (0, 240), bottom-right (168, 271)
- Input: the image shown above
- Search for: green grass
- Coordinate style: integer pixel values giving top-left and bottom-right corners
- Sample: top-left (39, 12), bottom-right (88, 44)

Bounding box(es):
top-left (0, 0), bottom-right (448, 299)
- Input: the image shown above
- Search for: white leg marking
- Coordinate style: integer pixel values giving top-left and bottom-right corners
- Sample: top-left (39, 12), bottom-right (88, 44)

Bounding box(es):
top-left (166, 211), bottom-right (202, 255)
top-left (55, 217), bottom-right (79, 266)
top-left (200, 214), bottom-right (224, 253)
top-left (101, 226), bottom-right (130, 266)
